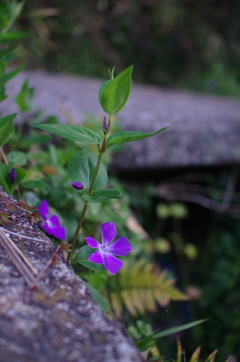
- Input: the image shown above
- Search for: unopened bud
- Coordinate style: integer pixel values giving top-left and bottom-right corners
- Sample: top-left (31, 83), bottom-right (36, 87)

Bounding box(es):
top-left (10, 167), bottom-right (16, 184)
top-left (103, 116), bottom-right (109, 134)
top-left (72, 182), bottom-right (84, 190)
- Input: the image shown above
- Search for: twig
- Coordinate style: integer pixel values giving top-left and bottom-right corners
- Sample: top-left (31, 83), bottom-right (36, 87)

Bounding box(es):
top-left (0, 228), bottom-right (38, 287)
top-left (0, 146), bottom-right (8, 165)
top-left (0, 228), bottom-right (38, 279)
top-left (1, 227), bottom-right (48, 243)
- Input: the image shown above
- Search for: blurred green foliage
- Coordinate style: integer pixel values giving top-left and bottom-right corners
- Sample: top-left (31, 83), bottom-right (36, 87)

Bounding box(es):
top-left (16, 0), bottom-right (240, 95)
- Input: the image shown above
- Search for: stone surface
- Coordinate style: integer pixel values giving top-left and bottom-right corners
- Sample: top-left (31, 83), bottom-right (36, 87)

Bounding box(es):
top-left (0, 188), bottom-right (144, 362)
top-left (2, 69), bottom-right (240, 170)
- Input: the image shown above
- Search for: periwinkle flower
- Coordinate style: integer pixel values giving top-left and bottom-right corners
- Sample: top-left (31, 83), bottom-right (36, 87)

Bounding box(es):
top-left (72, 182), bottom-right (84, 190)
top-left (85, 222), bottom-right (132, 275)
top-left (10, 167), bottom-right (16, 184)
top-left (38, 200), bottom-right (66, 240)
top-left (103, 116), bottom-right (109, 134)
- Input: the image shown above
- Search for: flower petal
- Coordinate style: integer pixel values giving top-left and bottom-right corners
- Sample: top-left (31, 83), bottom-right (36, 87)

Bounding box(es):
top-left (85, 237), bottom-right (101, 248)
top-left (41, 221), bottom-right (66, 240)
top-left (49, 214), bottom-right (60, 226)
top-left (107, 237), bottom-right (132, 256)
top-left (88, 250), bottom-right (104, 264)
top-left (101, 222), bottom-right (117, 246)
top-left (103, 253), bottom-right (123, 275)
top-left (38, 199), bottom-right (49, 221)
top-left (72, 182), bottom-right (84, 190)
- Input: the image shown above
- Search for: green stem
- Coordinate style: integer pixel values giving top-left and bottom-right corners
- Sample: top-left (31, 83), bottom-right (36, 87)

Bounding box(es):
top-left (67, 150), bottom-right (104, 262)
top-left (67, 114), bottom-right (111, 262)
top-left (108, 114), bottom-right (112, 132)
top-left (0, 147), bottom-right (8, 165)
top-left (67, 202), bottom-right (88, 262)
top-left (89, 152), bottom-right (103, 194)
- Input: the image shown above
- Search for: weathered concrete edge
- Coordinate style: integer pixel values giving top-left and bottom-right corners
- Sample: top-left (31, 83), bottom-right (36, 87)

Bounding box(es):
top-left (0, 188), bottom-right (144, 362)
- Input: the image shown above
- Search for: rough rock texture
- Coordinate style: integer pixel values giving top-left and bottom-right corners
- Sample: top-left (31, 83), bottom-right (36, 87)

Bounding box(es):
top-left (0, 189), bottom-right (144, 362)
top-left (3, 70), bottom-right (240, 169)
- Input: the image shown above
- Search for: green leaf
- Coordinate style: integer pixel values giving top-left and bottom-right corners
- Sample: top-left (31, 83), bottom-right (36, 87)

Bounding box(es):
top-left (0, 30), bottom-right (28, 43)
top-left (136, 334), bottom-right (156, 352)
top-left (9, 1), bottom-right (25, 23)
top-left (15, 79), bottom-right (34, 113)
top-left (98, 80), bottom-right (111, 105)
top-left (0, 65), bottom-right (24, 88)
top-left (82, 189), bottom-right (121, 203)
top-left (73, 245), bottom-right (98, 261)
top-left (0, 162), bottom-right (11, 193)
top-left (85, 282), bottom-right (109, 313)
top-left (13, 168), bottom-right (27, 189)
top-left (31, 124), bottom-right (102, 144)
top-left (19, 134), bottom-right (50, 148)
top-left (107, 128), bottom-right (169, 148)
top-left (78, 259), bottom-right (106, 271)
top-left (68, 150), bottom-right (108, 191)
top-left (0, 113), bottom-right (16, 147)
top-left (100, 65), bottom-right (133, 115)
top-left (152, 318), bottom-right (208, 339)
top-left (7, 151), bottom-right (27, 166)
top-left (0, 46), bottom-right (17, 61)
top-left (0, 94), bottom-right (8, 102)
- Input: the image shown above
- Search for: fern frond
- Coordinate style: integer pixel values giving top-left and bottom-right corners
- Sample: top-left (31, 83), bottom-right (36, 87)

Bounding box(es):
top-left (110, 260), bottom-right (187, 317)
top-left (205, 350), bottom-right (218, 362)
top-left (176, 336), bottom-right (182, 362)
top-left (190, 346), bottom-right (201, 362)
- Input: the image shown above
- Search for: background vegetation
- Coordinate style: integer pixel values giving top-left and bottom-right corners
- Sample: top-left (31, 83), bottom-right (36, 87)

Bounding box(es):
top-left (17, 0), bottom-right (240, 95)
top-left (2, 0), bottom-right (240, 360)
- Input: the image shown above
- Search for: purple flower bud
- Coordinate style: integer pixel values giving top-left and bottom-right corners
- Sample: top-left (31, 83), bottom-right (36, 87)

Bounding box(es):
top-left (103, 116), bottom-right (109, 134)
top-left (10, 167), bottom-right (17, 184)
top-left (72, 182), bottom-right (84, 190)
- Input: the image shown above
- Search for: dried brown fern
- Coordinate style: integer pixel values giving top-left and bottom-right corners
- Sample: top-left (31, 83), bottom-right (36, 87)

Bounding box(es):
top-left (110, 260), bottom-right (187, 318)
top-left (174, 337), bottom-right (232, 362)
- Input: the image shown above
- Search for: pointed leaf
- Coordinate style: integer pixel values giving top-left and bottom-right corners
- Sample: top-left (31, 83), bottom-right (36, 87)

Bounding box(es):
top-left (0, 66), bottom-right (24, 88)
top-left (31, 124), bottom-right (102, 144)
top-left (0, 163), bottom-right (11, 193)
top-left (98, 79), bottom-right (111, 105)
top-left (0, 114), bottom-right (16, 147)
top-left (0, 31), bottom-right (28, 43)
top-left (107, 128), bottom-right (169, 148)
top-left (100, 65), bottom-right (133, 115)
top-left (136, 334), bottom-right (156, 352)
top-left (73, 245), bottom-right (98, 262)
top-left (68, 150), bottom-right (108, 191)
top-left (176, 336), bottom-right (182, 362)
top-left (85, 282), bottom-right (109, 312)
top-left (152, 318), bottom-right (209, 339)
top-left (190, 346), bottom-right (201, 362)
top-left (78, 260), bottom-right (106, 271)
top-left (82, 189), bottom-right (121, 203)
top-left (11, 168), bottom-right (27, 192)
top-left (205, 350), bottom-right (218, 362)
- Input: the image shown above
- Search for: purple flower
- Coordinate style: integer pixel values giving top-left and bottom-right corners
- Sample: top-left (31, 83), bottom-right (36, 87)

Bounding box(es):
top-left (38, 200), bottom-right (66, 240)
top-left (10, 167), bottom-right (17, 184)
top-left (72, 182), bottom-right (84, 190)
top-left (85, 222), bottom-right (132, 275)
top-left (103, 116), bottom-right (109, 134)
